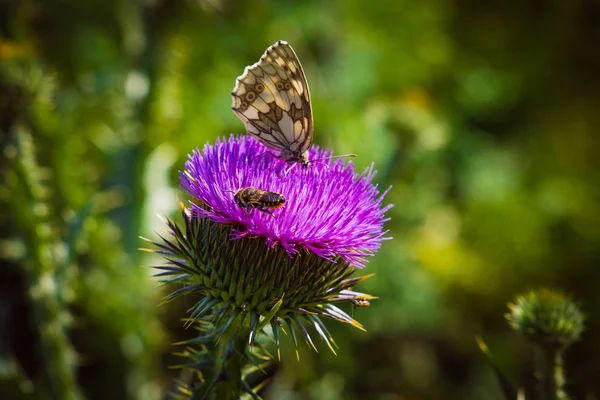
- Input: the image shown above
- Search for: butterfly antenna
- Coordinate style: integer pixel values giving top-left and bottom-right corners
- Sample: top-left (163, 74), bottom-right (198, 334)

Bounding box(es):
top-left (310, 160), bottom-right (330, 169)
top-left (327, 153), bottom-right (357, 161)
top-left (310, 154), bottom-right (357, 168)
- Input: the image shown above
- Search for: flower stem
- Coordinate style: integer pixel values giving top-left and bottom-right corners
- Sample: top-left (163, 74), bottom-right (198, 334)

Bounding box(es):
top-left (193, 325), bottom-right (249, 400)
top-left (554, 349), bottom-right (568, 400)
top-left (534, 344), bottom-right (568, 400)
top-left (222, 330), bottom-right (248, 399)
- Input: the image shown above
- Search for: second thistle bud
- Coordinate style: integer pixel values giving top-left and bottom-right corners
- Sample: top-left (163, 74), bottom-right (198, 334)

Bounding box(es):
top-left (506, 289), bottom-right (584, 348)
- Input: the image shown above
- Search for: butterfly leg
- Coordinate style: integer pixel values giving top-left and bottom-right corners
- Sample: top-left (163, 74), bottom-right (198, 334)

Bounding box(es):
top-left (258, 151), bottom-right (279, 161)
top-left (284, 163), bottom-right (298, 175)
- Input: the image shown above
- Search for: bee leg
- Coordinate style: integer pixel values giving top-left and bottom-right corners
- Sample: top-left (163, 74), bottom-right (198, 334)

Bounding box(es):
top-left (258, 208), bottom-right (276, 218)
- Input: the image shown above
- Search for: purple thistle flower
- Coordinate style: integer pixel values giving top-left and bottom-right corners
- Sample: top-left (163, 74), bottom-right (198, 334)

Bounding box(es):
top-left (180, 134), bottom-right (391, 268)
top-left (145, 134), bottom-right (391, 396)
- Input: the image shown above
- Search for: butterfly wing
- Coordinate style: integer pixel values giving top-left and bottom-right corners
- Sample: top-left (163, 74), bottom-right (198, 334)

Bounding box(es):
top-left (231, 41), bottom-right (313, 160)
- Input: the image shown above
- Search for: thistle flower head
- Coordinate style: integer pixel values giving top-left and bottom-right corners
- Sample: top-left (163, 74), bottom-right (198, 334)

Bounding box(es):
top-left (180, 135), bottom-right (391, 268)
top-left (145, 134), bottom-right (390, 391)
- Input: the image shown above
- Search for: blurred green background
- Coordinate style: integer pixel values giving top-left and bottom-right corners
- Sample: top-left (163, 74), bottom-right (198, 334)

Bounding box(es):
top-left (2, 0), bottom-right (600, 399)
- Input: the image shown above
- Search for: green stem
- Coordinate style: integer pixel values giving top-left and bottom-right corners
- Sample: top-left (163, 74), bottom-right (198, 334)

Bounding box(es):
top-left (221, 331), bottom-right (248, 400)
top-left (534, 344), bottom-right (568, 400)
top-left (193, 326), bottom-right (249, 400)
top-left (554, 349), bottom-right (568, 400)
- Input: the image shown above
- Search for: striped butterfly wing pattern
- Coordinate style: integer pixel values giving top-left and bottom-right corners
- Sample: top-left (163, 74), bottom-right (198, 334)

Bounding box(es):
top-left (231, 41), bottom-right (313, 167)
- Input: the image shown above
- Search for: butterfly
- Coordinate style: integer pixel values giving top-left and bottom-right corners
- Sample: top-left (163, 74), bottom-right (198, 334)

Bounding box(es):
top-left (231, 40), bottom-right (314, 168)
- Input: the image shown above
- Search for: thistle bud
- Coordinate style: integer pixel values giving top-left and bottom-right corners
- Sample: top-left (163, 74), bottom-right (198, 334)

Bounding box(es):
top-left (506, 289), bottom-right (585, 400)
top-left (506, 289), bottom-right (584, 348)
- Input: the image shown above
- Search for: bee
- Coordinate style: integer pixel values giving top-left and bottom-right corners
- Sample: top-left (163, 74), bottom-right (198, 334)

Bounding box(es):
top-left (231, 187), bottom-right (286, 216)
top-left (347, 286), bottom-right (372, 308)
top-left (351, 299), bottom-right (371, 308)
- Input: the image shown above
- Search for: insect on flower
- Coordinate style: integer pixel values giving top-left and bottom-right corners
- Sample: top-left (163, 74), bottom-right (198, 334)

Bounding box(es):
top-left (351, 299), bottom-right (371, 308)
top-left (231, 186), bottom-right (286, 216)
top-left (231, 40), bottom-right (354, 168)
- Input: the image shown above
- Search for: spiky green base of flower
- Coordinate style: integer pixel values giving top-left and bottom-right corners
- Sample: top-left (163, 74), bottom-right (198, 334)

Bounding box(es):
top-left (142, 203), bottom-right (375, 397)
